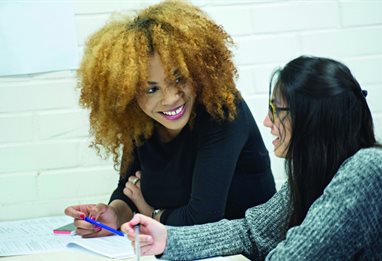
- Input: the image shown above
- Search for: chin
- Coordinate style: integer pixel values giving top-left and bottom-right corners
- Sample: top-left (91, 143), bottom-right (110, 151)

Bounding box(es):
top-left (274, 152), bottom-right (283, 158)
top-left (274, 148), bottom-right (287, 158)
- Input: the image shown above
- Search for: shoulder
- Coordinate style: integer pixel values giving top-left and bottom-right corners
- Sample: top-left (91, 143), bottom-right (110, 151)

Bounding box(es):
top-left (194, 99), bottom-right (254, 135)
top-left (325, 147), bottom-right (382, 200)
top-left (339, 147), bottom-right (382, 174)
top-left (351, 147), bottom-right (382, 159)
top-left (232, 98), bottom-right (252, 118)
top-left (195, 98), bottom-right (252, 124)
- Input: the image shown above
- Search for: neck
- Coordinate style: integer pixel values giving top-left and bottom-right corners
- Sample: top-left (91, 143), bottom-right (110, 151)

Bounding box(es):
top-left (156, 125), bottom-right (183, 143)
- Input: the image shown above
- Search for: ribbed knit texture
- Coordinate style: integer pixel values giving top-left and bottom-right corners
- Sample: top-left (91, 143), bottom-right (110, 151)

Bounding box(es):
top-left (161, 148), bottom-right (382, 260)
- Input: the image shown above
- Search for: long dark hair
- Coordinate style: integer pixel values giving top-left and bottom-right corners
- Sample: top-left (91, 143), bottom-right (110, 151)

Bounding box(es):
top-left (272, 56), bottom-right (380, 228)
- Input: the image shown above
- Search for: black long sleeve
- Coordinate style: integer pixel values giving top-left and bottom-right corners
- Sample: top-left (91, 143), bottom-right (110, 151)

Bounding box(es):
top-left (110, 99), bottom-right (275, 225)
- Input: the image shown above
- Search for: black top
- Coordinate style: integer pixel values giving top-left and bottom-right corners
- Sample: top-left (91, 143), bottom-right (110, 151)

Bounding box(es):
top-left (110, 99), bottom-right (276, 226)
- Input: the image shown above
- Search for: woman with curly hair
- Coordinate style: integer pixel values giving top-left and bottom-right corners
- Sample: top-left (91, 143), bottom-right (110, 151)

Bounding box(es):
top-left (122, 56), bottom-right (382, 260)
top-left (65, 0), bottom-right (275, 236)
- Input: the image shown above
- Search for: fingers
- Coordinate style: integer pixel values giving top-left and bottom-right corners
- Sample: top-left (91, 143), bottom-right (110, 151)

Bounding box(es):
top-left (65, 203), bottom-right (118, 239)
top-left (126, 231), bottom-right (153, 245)
top-left (64, 205), bottom-right (81, 218)
top-left (121, 215), bottom-right (140, 234)
top-left (121, 221), bottom-right (133, 233)
top-left (83, 227), bottom-right (112, 238)
top-left (125, 171), bottom-right (142, 199)
top-left (79, 226), bottom-right (112, 238)
top-left (128, 175), bottom-right (140, 186)
top-left (91, 203), bottom-right (108, 219)
top-left (123, 213), bottom-right (146, 229)
top-left (124, 179), bottom-right (141, 199)
top-left (141, 244), bottom-right (157, 256)
top-left (75, 225), bottom-right (102, 237)
top-left (74, 218), bottom-right (100, 236)
top-left (128, 234), bottom-right (154, 256)
top-left (64, 206), bottom-right (79, 218)
top-left (131, 237), bottom-right (159, 256)
top-left (138, 234), bottom-right (154, 246)
top-left (128, 170), bottom-right (142, 187)
top-left (121, 214), bottom-right (157, 235)
top-left (121, 214), bottom-right (167, 256)
top-left (74, 216), bottom-right (114, 237)
top-left (64, 204), bottom-right (95, 219)
top-left (121, 214), bottom-right (161, 257)
top-left (123, 186), bottom-right (133, 198)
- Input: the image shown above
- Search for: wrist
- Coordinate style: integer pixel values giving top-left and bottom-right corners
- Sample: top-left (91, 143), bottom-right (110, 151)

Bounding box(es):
top-left (151, 208), bottom-right (162, 221)
top-left (109, 200), bottom-right (133, 227)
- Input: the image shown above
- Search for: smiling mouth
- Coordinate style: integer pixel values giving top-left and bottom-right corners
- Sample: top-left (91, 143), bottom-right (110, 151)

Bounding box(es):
top-left (160, 104), bottom-right (185, 120)
top-left (272, 134), bottom-right (280, 145)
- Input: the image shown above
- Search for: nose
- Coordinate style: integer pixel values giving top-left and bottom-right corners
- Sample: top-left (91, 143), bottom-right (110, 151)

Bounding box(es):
top-left (263, 113), bottom-right (272, 128)
top-left (161, 86), bottom-right (180, 106)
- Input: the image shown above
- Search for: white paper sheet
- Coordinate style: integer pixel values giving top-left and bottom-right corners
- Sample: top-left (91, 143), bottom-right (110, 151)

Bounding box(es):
top-left (0, 2), bottom-right (79, 76)
top-left (0, 216), bottom-right (72, 256)
top-left (67, 235), bottom-right (135, 259)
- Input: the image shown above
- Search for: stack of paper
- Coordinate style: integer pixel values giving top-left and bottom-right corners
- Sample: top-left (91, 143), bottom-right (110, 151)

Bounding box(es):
top-left (0, 216), bottom-right (72, 256)
top-left (0, 216), bottom-right (134, 259)
top-left (67, 235), bottom-right (134, 259)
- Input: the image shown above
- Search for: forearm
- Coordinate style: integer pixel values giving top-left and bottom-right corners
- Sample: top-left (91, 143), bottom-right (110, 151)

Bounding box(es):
top-left (161, 218), bottom-right (254, 260)
top-left (160, 185), bottom-right (290, 260)
top-left (109, 199), bottom-right (134, 228)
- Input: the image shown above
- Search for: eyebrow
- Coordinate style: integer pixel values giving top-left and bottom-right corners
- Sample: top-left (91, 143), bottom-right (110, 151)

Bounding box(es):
top-left (271, 98), bottom-right (282, 106)
top-left (173, 69), bottom-right (181, 77)
top-left (146, 69), bottom-right (181, 85)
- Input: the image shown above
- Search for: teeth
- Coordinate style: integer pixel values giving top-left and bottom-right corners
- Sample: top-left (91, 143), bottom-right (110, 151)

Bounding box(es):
top-left (163, 105), bottom-right (183, 116)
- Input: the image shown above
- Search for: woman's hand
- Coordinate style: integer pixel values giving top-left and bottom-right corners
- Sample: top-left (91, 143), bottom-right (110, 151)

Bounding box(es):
top-left (124, 171), bottom-right (154, 217)
top-left (64, 203), bottom-right (119, 238)
top-left (121, 214), bottom-right (167, 256)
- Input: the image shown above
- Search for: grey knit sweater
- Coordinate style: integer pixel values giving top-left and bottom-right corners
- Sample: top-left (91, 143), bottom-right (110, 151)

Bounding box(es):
top-left (161, 148), bottom-right (382, 260)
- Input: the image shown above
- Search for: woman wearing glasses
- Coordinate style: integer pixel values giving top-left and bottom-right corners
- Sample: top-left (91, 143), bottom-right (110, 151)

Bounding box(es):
top-left (122, 56), bottom-right (382, 260)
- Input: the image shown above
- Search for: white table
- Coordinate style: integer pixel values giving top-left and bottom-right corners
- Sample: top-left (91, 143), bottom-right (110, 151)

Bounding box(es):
top-left (0, 216), bottom-right (249, 260)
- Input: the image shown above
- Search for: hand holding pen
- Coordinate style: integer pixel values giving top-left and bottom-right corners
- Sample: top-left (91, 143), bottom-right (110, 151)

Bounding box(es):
top-left (121, 213), bottom-right (168, 257)
top-left (64, 203), bottom-right (119, 238)
top-left (82, 215), bottom-right (141, 261)
top-left (82, 216), bottom-right (125, 236)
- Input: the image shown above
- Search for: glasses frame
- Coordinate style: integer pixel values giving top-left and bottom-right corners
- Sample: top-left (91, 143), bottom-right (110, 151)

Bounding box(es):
top-left (268, 71), bottom-right (289, 123)
top-left (268, 101), bottom-right (289, 123)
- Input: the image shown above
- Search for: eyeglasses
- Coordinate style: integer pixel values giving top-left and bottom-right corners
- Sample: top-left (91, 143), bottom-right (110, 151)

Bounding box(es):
top-left (268, 68), bottom-right (289, 123)
top-left (268, 101), bottom-right (289, 123)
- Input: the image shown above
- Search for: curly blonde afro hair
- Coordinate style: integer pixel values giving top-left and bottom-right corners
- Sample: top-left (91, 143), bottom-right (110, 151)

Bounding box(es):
top-left (78, 0), bottom-right (241, 173)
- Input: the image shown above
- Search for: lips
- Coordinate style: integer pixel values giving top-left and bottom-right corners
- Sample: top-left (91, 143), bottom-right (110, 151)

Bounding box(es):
top-left (160, 104), bottom-right (186, 120)
top-left (272, 136), bottom-right (280, 146)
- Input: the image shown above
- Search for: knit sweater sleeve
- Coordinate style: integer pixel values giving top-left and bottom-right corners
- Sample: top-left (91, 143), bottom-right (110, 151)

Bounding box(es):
top-left (160, 148), bottom-right (382, 260)
top-left (160, 183), bottom-right (290, 260)
top-left (266, 148), bottom-right (382, 260)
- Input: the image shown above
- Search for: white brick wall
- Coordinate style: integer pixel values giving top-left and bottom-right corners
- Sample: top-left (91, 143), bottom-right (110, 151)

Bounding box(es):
top-left (1, 0), bottom-right (381, 221)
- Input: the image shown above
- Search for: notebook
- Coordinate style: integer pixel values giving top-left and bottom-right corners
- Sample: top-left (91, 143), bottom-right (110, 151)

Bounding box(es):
top-left (66, 235), bottom-right (135, 259)
top-left (0, 216), bottom-right (134, 259)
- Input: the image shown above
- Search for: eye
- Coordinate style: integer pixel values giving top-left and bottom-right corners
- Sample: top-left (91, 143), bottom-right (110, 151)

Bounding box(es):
top-left (147, 86), bottom-right (159, 94)
top-left (175, 75), bottom-right (184, 84)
